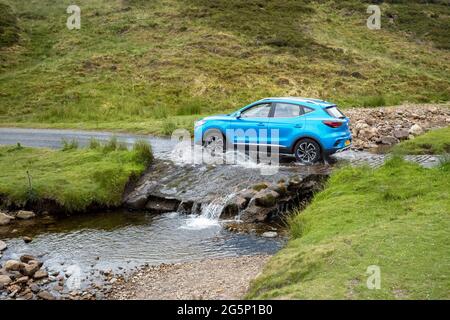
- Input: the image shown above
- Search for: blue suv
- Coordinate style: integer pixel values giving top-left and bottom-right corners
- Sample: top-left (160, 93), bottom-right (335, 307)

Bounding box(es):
top-left (194, 97), bottom-right (352, 163)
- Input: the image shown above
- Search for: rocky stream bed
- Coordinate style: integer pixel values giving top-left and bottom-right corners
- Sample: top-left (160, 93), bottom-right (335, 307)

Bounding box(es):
top-left (0, 104), bottom-right (449, 300)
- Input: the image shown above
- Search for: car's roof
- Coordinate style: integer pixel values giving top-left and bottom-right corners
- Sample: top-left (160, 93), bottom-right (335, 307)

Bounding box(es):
top-left (258, 97), bottom-right (335, 108)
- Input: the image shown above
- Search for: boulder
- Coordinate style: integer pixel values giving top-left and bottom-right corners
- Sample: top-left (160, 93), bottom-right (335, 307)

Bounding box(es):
top-left (20, 261), bottom-right (40, 276)
top-left (253, 189), bottom-right (279, 207)
top-left (380, 136), bottom-right (399, 145)
top-left (252, 182), bottom-right (268, 191)
top-left (0, 240), bottom-right (7, 252)
top-left (5, 260), bottom-right (23, 272)
top-left (239, 189), bottom-right (257, 201)
top-left (239, 199), bottom-right (274, 223)
top-left (124, 194), bottom-right (148, 209)
top-left (358, 127), bottom-right (378, 140)
top-left (16, 210), bottom-right (36, 220)
top-left (269, 183), bottom-right (287, 197)
top-left (0, 212), bottom-right (14, 226)
top-left (0, 274), bottom-right (12, 286)
top-left (393, 129), bottom-right (409, 140)
top-left (409, 124), bottom-right (424, 136)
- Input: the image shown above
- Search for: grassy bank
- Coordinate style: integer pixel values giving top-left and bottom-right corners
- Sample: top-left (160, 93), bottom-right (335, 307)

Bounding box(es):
top-left (393, 126), bottom-right (450, 155)
top-left (0, 0), bottom-right (449, 134)
top-left (247, 158), bottom-right (450, 299)
top-left (0, 140), bottom-right (152, 212)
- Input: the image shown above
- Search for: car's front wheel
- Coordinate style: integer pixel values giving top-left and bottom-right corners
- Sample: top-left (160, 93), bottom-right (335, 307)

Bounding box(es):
top-left (293, 138), bottom-right (321, 164)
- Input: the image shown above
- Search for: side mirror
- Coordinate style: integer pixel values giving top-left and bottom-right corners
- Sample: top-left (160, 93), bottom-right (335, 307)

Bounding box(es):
top-left (236, 111), bottom-right (242, 119)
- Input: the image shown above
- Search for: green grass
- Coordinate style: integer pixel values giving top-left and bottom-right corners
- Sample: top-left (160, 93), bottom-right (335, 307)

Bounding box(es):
top-left (0, 140), bottom-right (152, 212)
top-left (0, 0), bottom-right (449, 134)
top-left (247, 158), bottom-right (450, 299)
top-left (393, 126), bottom-right (450, 155)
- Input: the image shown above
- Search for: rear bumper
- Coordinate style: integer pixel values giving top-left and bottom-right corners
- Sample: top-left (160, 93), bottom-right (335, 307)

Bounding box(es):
top-left (323, 135), bottom-right (352, 155)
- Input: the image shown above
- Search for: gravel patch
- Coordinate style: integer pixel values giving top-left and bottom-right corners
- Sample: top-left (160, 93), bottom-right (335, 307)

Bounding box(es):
top-left (107, 255), bottom-right (271, 300)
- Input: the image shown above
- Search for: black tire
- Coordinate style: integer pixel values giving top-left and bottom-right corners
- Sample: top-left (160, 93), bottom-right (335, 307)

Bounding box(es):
top-left (293, 138), bottom-right (321, 164)
top-left (202, 129), bottom-right (225, 154)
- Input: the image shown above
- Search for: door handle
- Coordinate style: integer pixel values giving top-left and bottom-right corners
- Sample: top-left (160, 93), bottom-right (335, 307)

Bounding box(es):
top-left (295, 124), bottom-right (303, 128)
top-left (257, 122), bottom-right (265, 126)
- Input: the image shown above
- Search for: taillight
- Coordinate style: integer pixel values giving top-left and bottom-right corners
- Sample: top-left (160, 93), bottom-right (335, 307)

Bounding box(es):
top-left (322, 120), bottom-right (343, 128)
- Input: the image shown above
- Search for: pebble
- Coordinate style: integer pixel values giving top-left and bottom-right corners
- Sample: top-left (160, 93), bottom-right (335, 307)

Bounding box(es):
top-left (37, 290), bottom-right (56, 300)
top-left (34, 270), bottom-right (49, 280)
top-left (30, 283), bottom-right (40, 293)
top-left (20, 254), bottom-right (37, 263)
top-left (23, 236), bottom-right (33, 243)
top-left (261, 231), bottom-right (278, 238)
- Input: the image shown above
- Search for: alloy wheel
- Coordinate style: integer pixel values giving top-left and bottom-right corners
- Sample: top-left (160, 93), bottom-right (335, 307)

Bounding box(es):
top-left (296, 141), bottom-right (318, 163)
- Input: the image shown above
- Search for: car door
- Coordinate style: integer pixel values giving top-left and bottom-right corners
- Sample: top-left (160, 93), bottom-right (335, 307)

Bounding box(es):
top-left (226, 103), bottom-right (272, 145)
top-left (267, 103), bottom-right (305, 149)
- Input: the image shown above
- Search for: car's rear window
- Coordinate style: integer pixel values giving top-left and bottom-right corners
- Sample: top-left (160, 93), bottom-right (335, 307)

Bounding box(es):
top-left (325, 106), bottom-right (345, 118)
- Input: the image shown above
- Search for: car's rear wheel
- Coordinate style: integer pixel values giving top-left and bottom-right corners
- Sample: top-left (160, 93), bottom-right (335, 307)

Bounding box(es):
top-left (203, 129), bottom-right (225, 155)
top-left (294, 138), bottom-right (321, 164)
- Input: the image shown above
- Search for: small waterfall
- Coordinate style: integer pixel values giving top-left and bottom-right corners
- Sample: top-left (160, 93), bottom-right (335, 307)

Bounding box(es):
top-left (199, 193), bottom-right (235, 220)
top-left (179, 194), bottom-right (235, 230)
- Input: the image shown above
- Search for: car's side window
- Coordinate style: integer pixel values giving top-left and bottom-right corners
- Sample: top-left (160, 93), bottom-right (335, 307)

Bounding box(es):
top-left (273, 103), bottom-right (302, 118)
top-left (241, 103), bottom-right (271, 118)
top-left (302, 106), bottom-right (314, 114)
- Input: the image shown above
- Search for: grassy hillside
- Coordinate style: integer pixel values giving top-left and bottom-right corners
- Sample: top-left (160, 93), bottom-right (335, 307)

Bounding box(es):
top-left (0, 140), bottom-right (152, 211)
top-left (247, 158), bottom-right (450, 299)
top-left (0, 0), bottom-right (449, 134)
